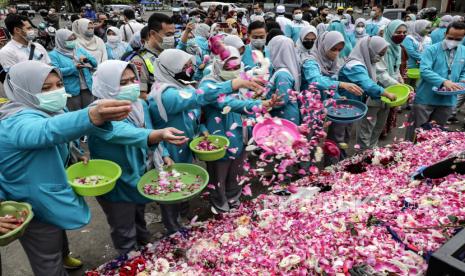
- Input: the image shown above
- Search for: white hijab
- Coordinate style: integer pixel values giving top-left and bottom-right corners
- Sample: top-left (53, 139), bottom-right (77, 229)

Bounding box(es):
top-left (0, 61), bottom-right (61, 120)
top-left (148, 49), bottom-right (195, 122)
top-left (344, 36), bottom-right (389, 83)
top-left (296, 26), bottom-right (318, 62)
top-left (224, 35), bottom-right (245, 51)
top-left (309, 31), bottom-right (344, 76)
top-left (91, 60), bottom-right (144, 127)
top-left (72, 18), bottom-right (107, 63)
top-left (268, 35), bottom-right (301, 91)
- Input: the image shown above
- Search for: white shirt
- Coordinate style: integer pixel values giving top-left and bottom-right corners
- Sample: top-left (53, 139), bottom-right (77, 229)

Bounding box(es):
top-left (366, 16), bottom-right (391, 29)
top-left (119, 20), bottom-right (145, 42)
top-left (276, 15), bottom-right (292, 33)
top-left (0, 39), bottom-right (50, 72)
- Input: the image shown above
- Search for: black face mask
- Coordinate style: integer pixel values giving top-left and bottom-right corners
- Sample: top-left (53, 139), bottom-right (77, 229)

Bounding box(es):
top-left (302, 40), bottom-right (314, 49)
top-left (337, 11), bottom-right (343, 15)
top-left (174, 71), bottom-right (193, 82)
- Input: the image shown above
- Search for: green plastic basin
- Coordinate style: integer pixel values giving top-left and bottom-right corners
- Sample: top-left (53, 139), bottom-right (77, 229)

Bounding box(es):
top-left (381, 84), bottom-right (411, 107)
top-left (66, 159), bottom-right (122, 196)
top-left (137, 163), bottom-right (209, 204)
top-left (0, 201), bottom-right (34, 246)
top-left (189, 135), bottom-right (230, 161)
top-left (407, 68), bottom-right (420, 79)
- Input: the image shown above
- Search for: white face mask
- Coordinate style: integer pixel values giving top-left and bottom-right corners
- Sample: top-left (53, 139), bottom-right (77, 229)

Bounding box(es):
top-left (161, 36), bottom-right (175, 49)
top-left (251, 38), bottom-right (266, 49)
top-left (444, 39), bottom-right (460, 50)
top-left (24, 30), bottom-right (36, 41)
top-left (107, 35), bottom-right (120, 43)
top-left (35, 88), bottom-right (68, 113)
top-left (219, 69), bottom-right (240, 80)
top-left (355, 27), bottom-right (365, 34)
top-left (293, 13), bottom-right (303, 21)
top-left (370, 11), bottom-right (376, 18)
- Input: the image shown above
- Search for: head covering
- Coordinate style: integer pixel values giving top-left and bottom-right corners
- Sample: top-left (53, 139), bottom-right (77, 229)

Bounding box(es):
top-left (268, 35), bottom-right (301, 91)
top-left (405, 21), bottom-right (415, 35)
top-left (452, 15), bottom-right (464, 22)
top-left (384, 20), bottom-right (407, 76)
top-left (106, 27), bottom-right (128, 60)
top-left (149, 49), bottom-right (195, 122)
top-left (195, 23), bottom-right (211, 39)
top-left (129, 31), bottom-right (143, 50)
top-left (344, 36), bottom-right (389, 82)
top-left (54, 29), bottom-right (75, 59)
top-left (354, 18), bottom-right (368, 38)
top-left (106, 27), bottom-right (122, 46)
top-left (316, 23), bottom-right (328, 35)
top-left (203, 46), bottom-right (241, 83)
top-left (406, 14), bottom-right (416, 21)
top-left (92, 60), bottom-right (144, 127)
top-left (342, 14), bottom-right (354, 33)
top-left (327, 20), bottom-right (353, 58)
top-left (296, 26), bottom-right (318, 61)
top-left (72, 18), bottom-right (98, 50)
top-left (411, 19), bottom-right (431, 42)
top-left (0, 61), bottom-right (61, 120)
top-left (439, 15), bottom-right (453, 28)
top-left (224, 35), bottom-right (245, 51)
top-left (309, 31), bottom-right (345, 76)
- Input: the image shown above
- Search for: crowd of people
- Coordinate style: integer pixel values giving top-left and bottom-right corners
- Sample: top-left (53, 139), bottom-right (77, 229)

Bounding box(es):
top-left (0, 2), bottom-right (465, 275)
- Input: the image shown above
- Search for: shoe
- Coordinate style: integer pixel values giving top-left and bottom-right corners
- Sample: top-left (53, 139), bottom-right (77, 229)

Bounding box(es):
top-left (63, 255), bottom-right (83, 270)
top-left (447, 116), bottom-right (459, 124)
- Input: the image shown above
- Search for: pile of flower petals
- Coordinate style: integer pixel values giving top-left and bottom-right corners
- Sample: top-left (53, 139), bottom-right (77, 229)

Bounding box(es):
top-left (87, 129), bottom-right (465, 275)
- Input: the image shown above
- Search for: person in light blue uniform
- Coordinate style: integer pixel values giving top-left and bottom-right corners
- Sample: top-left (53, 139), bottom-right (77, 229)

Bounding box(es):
top-left (105, 27), bottom-right (133, 60)
top-left (148, 49), bottom-right (263, 233)
top-left (200, 46), bottom-right (272, 214)
top-left (403, 19), bottom-right (432, 69)
top-left (284, 7), bottom-right (311, 43)
top-left (358, 20), bottom-right (407, 150)
top-left (406, 22), bottom-right (465, 141)
top-left (242, 21), bottom-right (270, 70)
top-left (268, 35), bottom-right (301, 124)
top-left (301, 31), bottom-right (363, 100)
top-left (353, 18), bottom-right (368, 44)
top-left (49, 29), bottom-right (97, 111)
top-left (0, 60), bottom-right (133, 275)
top-left (88, 60), bottom-right (187, 254)
top-left (328, 36), bottom-right (396, 164)
top-left (431, 15), bottom-right (453, 44)
top-left (327, 20), bottom-right (353, 58)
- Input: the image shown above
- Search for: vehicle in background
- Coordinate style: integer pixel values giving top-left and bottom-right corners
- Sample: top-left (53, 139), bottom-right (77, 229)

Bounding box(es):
top-left (278, 0), bottom-right (303, 14)
top-left (16, 4), bottom-right (36, 19)
top-left (103, 4), bottom-right (133, 13)
top-left (383, 8), bottom-right (406, 20)
top-left (200, 2), bottom-right (247, 14)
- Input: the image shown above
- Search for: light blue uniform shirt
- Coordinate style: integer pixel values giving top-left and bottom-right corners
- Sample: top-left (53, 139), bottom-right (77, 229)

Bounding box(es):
top-left (338, 64), bottom-right (384, 102)
top-left (268, 69), bottom-right (300, 124)
top-left (284, 21), bottom-right (310, 43)
top-left (301, 59), bottom-right (339, 100)
top-left (403, 36), bottom-right (422, 69)
top-left (430, 28), bottom-right (446, 45)
top-left (414, 43), bottom-right (465, 107)
top-left (0, 108), bottom-right (110, 229)
top-left (49, 48), bottom-right (97, 96)
top-left (88, 100), bottom-right (158, 204)
top-left (148, 83), bottom-right (234, 163)
top-left (241, 44), bottom-right (271, 71)
top-left (199, 79), bottom-right (262, 159)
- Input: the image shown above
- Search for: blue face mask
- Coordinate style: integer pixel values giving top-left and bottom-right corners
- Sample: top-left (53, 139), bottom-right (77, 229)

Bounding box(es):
top-left (65, 40), bottom-right (77, 49)
top-left (35, 88), bottom-right (68, 112)
top-left (116, 83), bottom-right (140, 102)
